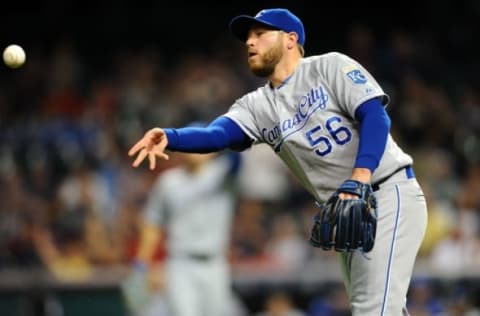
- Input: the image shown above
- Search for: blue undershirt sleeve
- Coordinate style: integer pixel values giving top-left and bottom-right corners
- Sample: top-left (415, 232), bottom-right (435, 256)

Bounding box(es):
top-left (164, 116), bottom-right (252, 153)
top-left (354, 98), bottom-right (391, 173)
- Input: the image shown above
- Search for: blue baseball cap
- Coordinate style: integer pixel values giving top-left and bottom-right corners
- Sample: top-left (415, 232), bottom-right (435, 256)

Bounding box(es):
top-left (229, 8), bottom-right (305, 46)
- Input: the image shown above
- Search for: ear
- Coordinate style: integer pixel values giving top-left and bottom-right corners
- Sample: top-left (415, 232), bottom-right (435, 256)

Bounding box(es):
top-left (286, 32), bottom-right (298, 50)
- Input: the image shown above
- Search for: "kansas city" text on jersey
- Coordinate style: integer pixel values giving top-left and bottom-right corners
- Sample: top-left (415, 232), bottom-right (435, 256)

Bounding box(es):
top-left (262, 85), bottom-right (329, 149)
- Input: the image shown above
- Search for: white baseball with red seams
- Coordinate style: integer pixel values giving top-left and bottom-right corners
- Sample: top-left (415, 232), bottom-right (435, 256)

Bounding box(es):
top-left (3, 44), bottom-right (26, 68)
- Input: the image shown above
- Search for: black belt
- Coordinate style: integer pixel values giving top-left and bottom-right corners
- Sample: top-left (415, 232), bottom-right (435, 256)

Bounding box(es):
top-left (372, 165), bottom-right (415, 192)
top-left (188, 254), bottom-right (214, 261)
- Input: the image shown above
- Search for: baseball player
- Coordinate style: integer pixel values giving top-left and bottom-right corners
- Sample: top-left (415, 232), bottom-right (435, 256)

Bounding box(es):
top-left (128, 8), bottom-right (428, 316)
top-left (135, 149), bottom-right (240, 316)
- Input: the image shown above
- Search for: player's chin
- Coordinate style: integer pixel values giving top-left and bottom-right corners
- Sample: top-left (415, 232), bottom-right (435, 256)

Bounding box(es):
top-left (249, 63), bottom-right (271, 78)
top-left (247, 57), bottom-right (260, 68)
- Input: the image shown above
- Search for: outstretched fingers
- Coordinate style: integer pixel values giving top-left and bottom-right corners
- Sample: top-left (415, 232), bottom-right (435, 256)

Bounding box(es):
top-left (154, 141), bottom-right (169, 161)
top-left (133, 148), bottom-right (149, 168)
top-left (128, 138), bottom-right (147, 157)
top-left (148, 151), bottom-right (156, 170)
top-left (147, 145), bottom-right (169, 170)
top-left (129, 129), bottom-right (169, 169)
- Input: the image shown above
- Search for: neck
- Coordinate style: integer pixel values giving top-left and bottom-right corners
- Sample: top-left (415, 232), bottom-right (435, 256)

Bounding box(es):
top-left (269, 56), bottom-right (302, 88)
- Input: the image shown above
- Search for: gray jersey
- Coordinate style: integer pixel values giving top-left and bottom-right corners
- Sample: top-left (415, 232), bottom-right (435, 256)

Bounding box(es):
top-left (143, 156), bottom-right (234, 256)
top-left (224, 52), bottom-right (412, 201)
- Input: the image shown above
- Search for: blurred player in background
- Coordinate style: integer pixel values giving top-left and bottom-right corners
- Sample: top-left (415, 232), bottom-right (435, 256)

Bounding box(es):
top-left (134, 135), bottom-right (241, 316)
top-left (128, 8), bottom-right (427, 316)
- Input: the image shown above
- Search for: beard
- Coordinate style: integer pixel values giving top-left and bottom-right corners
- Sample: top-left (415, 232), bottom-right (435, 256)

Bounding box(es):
top-left (248, 42), bottom-right (283, 78)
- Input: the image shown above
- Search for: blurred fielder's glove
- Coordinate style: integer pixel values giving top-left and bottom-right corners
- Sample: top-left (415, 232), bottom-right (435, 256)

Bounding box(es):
top-left (309, 180), bottom-right (378, 252)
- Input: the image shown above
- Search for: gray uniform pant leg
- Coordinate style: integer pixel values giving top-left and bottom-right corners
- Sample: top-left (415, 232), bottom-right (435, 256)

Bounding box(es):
top-left (166, 257), bottom-right (230, 316)
top-left (339, 178), bottom-right (428, 316)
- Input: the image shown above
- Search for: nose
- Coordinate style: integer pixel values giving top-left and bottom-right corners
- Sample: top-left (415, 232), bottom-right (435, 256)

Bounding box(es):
top-left (246, 35), bottom-right (256, 47)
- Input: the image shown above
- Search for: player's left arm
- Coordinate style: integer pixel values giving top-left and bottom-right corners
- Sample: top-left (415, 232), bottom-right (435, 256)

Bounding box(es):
top-left (341, 97), bottom-right (391, 198)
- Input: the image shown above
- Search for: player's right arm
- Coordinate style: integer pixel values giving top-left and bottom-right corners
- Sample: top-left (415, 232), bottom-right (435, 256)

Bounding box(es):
top-left (128, 116), bottom-right (252, 170)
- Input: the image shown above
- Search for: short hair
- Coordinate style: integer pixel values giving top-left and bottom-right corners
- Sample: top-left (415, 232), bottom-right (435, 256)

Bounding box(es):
top-left (297, 44), bottom-right (305, 57)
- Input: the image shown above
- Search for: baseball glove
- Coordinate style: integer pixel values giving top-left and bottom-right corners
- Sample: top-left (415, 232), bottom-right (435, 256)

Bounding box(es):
top-left (309, 180), bottom-right (378, 252)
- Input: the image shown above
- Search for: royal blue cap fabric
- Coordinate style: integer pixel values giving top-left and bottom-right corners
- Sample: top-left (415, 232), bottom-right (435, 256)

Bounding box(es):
top-left (229, 8), bottom-right (305, 46)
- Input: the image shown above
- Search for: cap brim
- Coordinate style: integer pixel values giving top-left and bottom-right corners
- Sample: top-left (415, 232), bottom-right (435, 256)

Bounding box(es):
top-left (229, 15), bottom-right (279, 42)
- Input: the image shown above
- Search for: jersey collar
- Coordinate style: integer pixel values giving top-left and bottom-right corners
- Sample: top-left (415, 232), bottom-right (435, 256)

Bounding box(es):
top-left (269, 59), bottom-right (304, 90)
top-left (269, 74), bottom-right (293, 90)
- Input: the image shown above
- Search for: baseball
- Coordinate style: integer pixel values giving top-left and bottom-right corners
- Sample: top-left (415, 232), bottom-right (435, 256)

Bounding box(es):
top-left (3, 44), bottom-right (26, 69)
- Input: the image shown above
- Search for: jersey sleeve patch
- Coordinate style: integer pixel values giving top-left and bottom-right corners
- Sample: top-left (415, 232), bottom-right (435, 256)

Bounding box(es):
top-left (342, 65), bottom-right (367, 84)
top-left (346, 69), bottom-right (367, 84)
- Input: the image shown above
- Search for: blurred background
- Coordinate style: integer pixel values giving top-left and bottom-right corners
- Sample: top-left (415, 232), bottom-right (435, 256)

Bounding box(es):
top-left (0, 1), bottom-right (479, 315)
